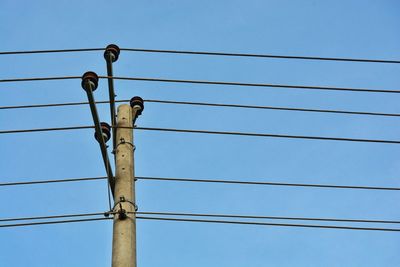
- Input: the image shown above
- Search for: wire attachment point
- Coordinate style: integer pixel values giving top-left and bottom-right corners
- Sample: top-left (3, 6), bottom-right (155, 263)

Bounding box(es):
top-left (94, 122), bottom-right (112, 143)
top-left (130, 96), bottom-right (144, 116)
top-left (81, 71), bottom-right (99, 91)
top-left (118, 202), bottom-right (127, 220)
top-left (104, 44), bottom-right (120, 62)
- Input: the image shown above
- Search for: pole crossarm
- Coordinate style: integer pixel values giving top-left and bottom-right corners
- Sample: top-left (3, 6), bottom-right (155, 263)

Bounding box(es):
top-left (81, 72), bottom-right (115, 196)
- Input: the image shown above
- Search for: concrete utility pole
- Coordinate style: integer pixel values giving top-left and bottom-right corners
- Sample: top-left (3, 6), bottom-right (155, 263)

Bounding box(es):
top-left (112, 98), bottom-right (143, 267)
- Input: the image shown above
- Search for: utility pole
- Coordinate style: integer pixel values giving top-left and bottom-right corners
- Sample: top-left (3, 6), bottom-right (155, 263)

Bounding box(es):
top-left (112, 98), bottom-right (144, 267)
top-left (82, 45), bottom-right (144, 267)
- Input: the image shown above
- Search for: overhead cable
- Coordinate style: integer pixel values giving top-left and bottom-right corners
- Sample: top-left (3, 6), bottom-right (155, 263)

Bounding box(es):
top-left (0, 47), bottom-right (399, 64)
top-left (0, 125), bottom-right (93, 134)
top-left (1, 75), bottom-right (400, 94)
top-left (3, 216), bottom-right (400, 231)
top-left (0, 212), bottom-right (106, 223)
top-left (0, 176), bottom-right (107, 186)
top-left (120, 48), bottom-right (400, 64)
top-left (2, 125), bottom-right (400, 145)
top-left (136, 216), bottom-right (400, 232)
top-left (0, 48), bottom-right (103, 55)
top-left (0, 76), bottom-right (80, 83)
top-left (2, 99), bottom-right (400, 118)
top-left (136, 176), bottom-right (400, 191)
top-left (4, 211), bottom-right (399, 224)
top-left (2, 212), bottom-right (400, 231)
top-left (135, 126), bottom-right (400, 144)
top-left (108, 76), bottom-right (400, 94)
top-left (146, 99), bottom-right (400, 117)
top-left (136, 211), bottom-right (400, 224)
top-left (0, 218), bottom-right (111, 228)
top-left (1, 175), bottom-right (399, 191)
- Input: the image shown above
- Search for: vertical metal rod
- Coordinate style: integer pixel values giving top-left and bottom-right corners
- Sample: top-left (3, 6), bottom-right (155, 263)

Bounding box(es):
top-left (105, 53), bottom-right (117, 150)
top-left (85, 82), bottom-right (115, 193)
top-left (112, 104), bottom-right (138, 267)
top-left (104, 44), bottom-right (120, 152)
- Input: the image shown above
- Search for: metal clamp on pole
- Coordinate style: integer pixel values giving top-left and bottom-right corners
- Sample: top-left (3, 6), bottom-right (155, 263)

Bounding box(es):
top-left (104, 44), bottom-right (120, 151)
top-left (113, 138), bottom-right (135, 154)
top-left (113, 196), bottom-right (138, 214)
top-left (81, 71), bottom-right (115, 195)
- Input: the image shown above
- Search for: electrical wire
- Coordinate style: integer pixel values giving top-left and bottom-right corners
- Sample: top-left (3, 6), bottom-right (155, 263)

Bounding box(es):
top-left (135, 176), bottom-right (400, 191)
top-left (145, 99), bottom-right (400, 117)
top-left (108, 76), bottom-right (400, 94)
top-left (1, 47), bottom-right (399, 64)
top-left (5, 211), bottom-right (399, 224)
top-left (0, 125), bottom-right (94, 134)
top-left (2, 212), bottom-right (400, 231)
top-left (1, 175), bottom-right (399, 191)
top-left (136, 211), bottom-right (400, 224)
top-left (0, 218), bottom-right (111, 228)
top-left (136, 216), bottom-right (400, 232)
top-left (2, 99), bottom-right (400, 118)
top-left (2, 216), bottom-right (400, 231)
top-left (0, 76), bottom-right (80, 83)
top-left (0, 176), bottom-right (107, 186)
top-left (2, 124), bottom-right (400, 145)
top-left (0, 48), bottom-right (104, 55)
top-left (120, 48), bottom-right (400, 64)
top-left (135, 126), bottom-right (400, 144)
top-left (0, 212), bottom-right (106, 222)
top-left (1, 75), bottom-right (400, 94)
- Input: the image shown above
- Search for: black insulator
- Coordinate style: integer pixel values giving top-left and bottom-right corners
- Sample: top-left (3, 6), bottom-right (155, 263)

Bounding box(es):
top-left (81, 71), bottom-right (99, 91)
top-left (104, 44), bottom-right (120, 62)
top-left (94, 122), bottom-right (111, 143)
top-left (130, 96), bottom-right (144, 116)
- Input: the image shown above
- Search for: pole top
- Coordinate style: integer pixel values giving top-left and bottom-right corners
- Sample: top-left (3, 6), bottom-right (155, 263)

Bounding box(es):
top-left (104, 44), bottom-right (120, 62)
top-left (81, 71), bottom-right (99, 91)
top-left (130, 96), bottom-right (144, 116)
top-left (94, 122), bottom-right (112, 143)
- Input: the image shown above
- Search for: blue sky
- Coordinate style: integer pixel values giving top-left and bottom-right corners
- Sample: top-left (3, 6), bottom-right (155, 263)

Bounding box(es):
top-left (1, 1), bottom-right (400, 266)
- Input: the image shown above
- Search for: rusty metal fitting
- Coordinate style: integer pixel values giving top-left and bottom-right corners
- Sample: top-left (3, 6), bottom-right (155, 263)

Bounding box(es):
top-left (104, 44), bottom-right (120, 62)
top-left (81, 71), bottom-right (99, 91)
top-left (118, 208), bottom-right (127, 220)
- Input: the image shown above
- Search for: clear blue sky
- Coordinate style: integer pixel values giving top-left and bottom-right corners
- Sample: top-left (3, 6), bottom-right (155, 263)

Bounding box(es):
top-left (1, 1), bottom-right (400, 266)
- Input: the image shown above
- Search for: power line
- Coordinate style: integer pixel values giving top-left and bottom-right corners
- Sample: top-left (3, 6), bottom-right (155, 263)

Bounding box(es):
top-left (1, 47), bottom-right (399, 64)
top-left (2, 124), bottom-right (400, 145)
top-left (0, 212), bottom-right (106, 222)
top-left (146, 99), bottom-right (400, 117)
top-left (109, 76), bottom-right (400, 94)
top-left (0, 76), bottom-right (80, 83)
top-left (2, 212), bottom-right (400, 231)
top-left (120, 48), bottom-right (400, 64)
top-left (0, 125), bottom-right (93, 134)
top-left (0, 100), bottom-right (127, 110)
top-left (2, 98), bottom-right (400, 118)
top-left (1, 175), bottom-right (399, 191)
top-left (135, 126), bottom-right (400, 145)
top-left (136, 216), bottom-right (400, 232)
top-left (0, 217), bottom-right (111, 228)
top-left (0, 100), bottom-right (99, 110)
top-left (1, 75), bottom-right (400, 94)
top-left (2, 216), bottom-right (400, 231)
top-left (136, 176), bottom-right (400, 191)
top-left (0, 176), bottom-right (107, 186)
top-left (0, 48), bottom-right (104, 55)
top-left (4, 211), bottom-right (398, 224)
top-left (136, 211), bottom-right (400, 224)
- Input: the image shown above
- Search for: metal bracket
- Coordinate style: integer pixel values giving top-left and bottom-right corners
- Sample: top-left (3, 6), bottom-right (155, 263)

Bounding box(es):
top-left (113, 196), bottom-right (138, 213)
top-left (112, 138), bottom-right (135, 154)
